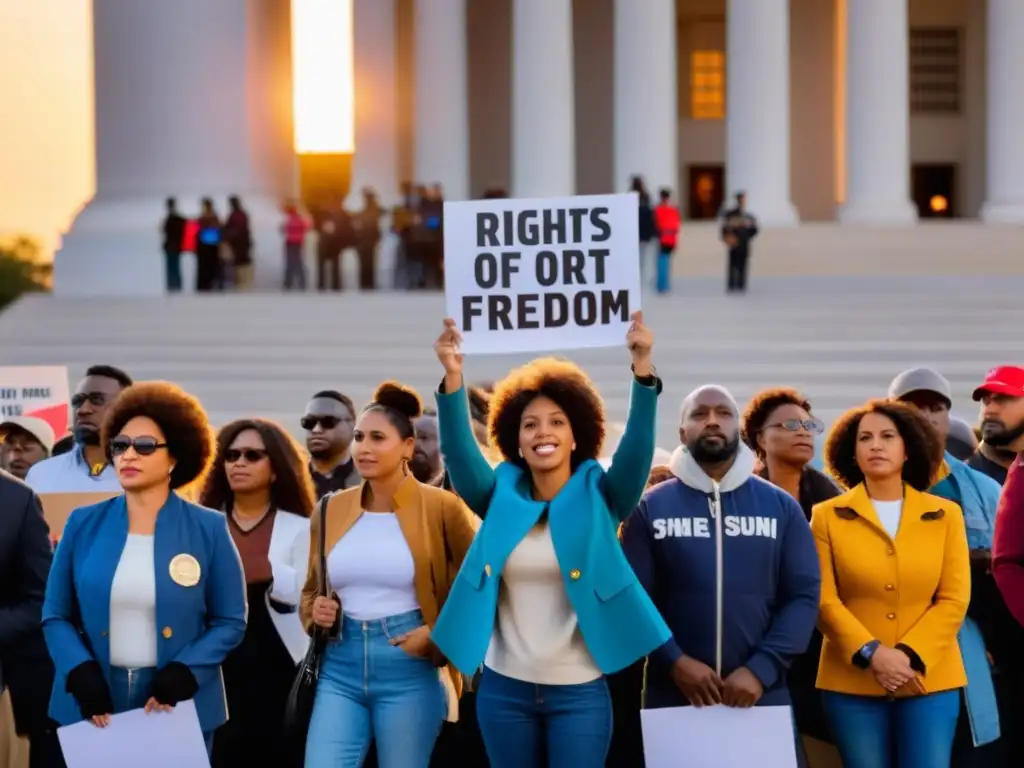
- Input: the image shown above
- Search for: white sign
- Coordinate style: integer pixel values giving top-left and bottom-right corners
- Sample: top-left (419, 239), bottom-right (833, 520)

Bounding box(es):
top-left (0, 365), bottom-right (70, 439)
top-left (641, 705), bottom-right (799, 768)
top-left (443, 193), bottom-right (640, 355)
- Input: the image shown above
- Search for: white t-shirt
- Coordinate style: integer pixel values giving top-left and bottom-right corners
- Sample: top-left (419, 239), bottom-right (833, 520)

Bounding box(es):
top-left (327, 511), bottom-right (420, 621)
top-left (871, 498), bottom-right (904, 539)
top-left (485, 522), bottom-right (601, 685)
top-left (109, 534), bottom-right (158, 668)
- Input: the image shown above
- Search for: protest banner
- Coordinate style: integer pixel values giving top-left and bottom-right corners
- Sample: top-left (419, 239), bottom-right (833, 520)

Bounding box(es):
top-left (40, 492), bottom-right (120, 541)
top-left (0, 366), bottom-right (70, 439)
top-left (443, 192), bottom-right (640, 355)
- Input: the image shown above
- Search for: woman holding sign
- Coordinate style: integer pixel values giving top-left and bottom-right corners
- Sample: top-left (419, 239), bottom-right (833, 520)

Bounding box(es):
top-left (430, 312), bottom-right (670, 768)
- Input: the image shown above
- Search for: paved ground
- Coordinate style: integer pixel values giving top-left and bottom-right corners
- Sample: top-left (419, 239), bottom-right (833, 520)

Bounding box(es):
top-left (1, 274), bottom-right (1019, 451)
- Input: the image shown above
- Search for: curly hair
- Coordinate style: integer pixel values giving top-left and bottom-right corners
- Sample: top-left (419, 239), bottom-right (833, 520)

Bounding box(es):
top-left (824, 399), bottom-right (943, 492)
top-left (101, 381), bottom-right (215, 492)
top-left (646, 464), bottom-right (674, 489)
top-left (488, 357), bottom-right (605, 469)
top-left (199, 418), bottom-right (316, 518)
top-left (741, 387), bottom-right (813, 456)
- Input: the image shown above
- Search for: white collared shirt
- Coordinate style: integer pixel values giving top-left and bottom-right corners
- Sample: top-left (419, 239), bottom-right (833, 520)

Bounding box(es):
top-left (24, 445), bottom-right (121, 493)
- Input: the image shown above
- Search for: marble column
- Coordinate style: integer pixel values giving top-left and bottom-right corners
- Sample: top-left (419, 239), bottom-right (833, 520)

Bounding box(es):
top-left (348, 0), bottom-right (399, 206)
top-left (53, 0), bottom-right (295, 296)
top-left (981, 0), bottom-right (1024, 223)
top-left (613, 0), bottom-right (678, 197)
top-left (413, 0), bottom-right (469, 200)
top-left (511, 0), bottom-right (575, 198)
top-left (839, 0), bottom-right (917, 224)
top-left (725, 0), bottom-right (798, 226)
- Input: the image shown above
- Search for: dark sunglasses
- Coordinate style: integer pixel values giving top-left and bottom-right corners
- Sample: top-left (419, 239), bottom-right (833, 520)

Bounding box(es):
top-left (109, 435), bottom-right (168, 456)
top-left (224, 448), bottom-right (268, 464)
top-left (767, 418), bottom-right (824, 435)
top-left (72, 392), bottom-right (107, 408)
top-left (301, 415), bottom-right (344, 431)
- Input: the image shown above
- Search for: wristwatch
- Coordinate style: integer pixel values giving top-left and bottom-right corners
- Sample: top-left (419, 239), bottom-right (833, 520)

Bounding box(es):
top-left (853, 640), bottom-right (881, 669)
top-left (631, 364), bottom-right (661, 393)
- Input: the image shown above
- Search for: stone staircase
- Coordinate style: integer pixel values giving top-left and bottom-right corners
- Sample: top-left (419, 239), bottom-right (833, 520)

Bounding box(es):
top-left (1, 272), bottom-right (1019, 451)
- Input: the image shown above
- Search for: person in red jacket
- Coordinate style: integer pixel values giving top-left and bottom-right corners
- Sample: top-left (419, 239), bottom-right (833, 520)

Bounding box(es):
top-left (994, 453), bottom-right (1024, 625)
top-left (652, 189), bottom-right (680, 295)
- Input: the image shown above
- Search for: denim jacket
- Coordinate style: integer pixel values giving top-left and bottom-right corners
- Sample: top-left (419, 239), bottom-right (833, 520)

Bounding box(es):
top-left (930, 452), bottom-right (1002, 747)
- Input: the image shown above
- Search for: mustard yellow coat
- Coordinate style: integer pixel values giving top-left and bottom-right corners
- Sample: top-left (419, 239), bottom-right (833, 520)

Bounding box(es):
top-left (810, 483), bottom-right (970, 697)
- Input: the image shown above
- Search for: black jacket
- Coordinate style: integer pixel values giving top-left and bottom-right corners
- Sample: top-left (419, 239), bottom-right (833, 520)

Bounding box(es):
top-left (0, 470), bottom-right (55, 733)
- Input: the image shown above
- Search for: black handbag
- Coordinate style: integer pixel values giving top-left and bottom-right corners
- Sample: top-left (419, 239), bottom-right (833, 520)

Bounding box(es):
top-left (284, 495), bottom-right (331, 734)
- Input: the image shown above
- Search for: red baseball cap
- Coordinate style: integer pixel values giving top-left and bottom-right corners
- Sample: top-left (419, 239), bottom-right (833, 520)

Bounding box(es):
top-left (972, 365), bottom-right (1024, 401)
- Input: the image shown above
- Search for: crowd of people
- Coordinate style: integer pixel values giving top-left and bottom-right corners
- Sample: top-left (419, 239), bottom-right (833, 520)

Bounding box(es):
top-left (1, 317), bottom-right (1024, 768)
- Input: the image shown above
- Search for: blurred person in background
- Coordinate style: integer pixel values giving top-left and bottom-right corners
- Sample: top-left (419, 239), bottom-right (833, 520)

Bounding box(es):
top-left (195, 198), bottom-right (224, 292)
top-left (947, 417), bottom-right (979, 462)
top-left (161, 197), bottom-right (186, 292)
top-left (0, 418), bottom-right (54, 481)
top-left (352, 187), bottom-right (384, 291)
top-left (223, 196), bottom-right (253, 291)
top-left (630, 176), bottom-right (656, 291)
top-left (41, 382), bottom-right (246, 759)
top-left (281, 201), bottom-right (310, 291)
top-left (200, 419), bottom-right (316, 767)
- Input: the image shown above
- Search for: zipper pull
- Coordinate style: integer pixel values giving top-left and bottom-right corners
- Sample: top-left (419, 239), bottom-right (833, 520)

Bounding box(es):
top-left (710, 480), bottom-right (722, 518)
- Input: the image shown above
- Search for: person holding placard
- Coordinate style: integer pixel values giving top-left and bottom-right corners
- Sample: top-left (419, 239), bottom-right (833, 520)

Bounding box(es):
top-left (429, 312), bottom-right (670, 768)
top-left (812, 400), bottom-right (970, 767)
top-left (41, 382), bottom-right (247, 759)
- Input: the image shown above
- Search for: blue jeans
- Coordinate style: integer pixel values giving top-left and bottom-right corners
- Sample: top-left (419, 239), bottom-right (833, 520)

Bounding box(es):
top-left (284, 241), bottom-right (307, 290)
top-left (475, 666), bottom-right (612, 768)
top-left (656, 246), bottom-right (673, 293)
top-left (304, 609), bottom-right (446, 768)
top-left (822, 690), bottom-right (960, 767)
top-left (108, 667), bottom-right (214, 755)
top-left (164, 249), bottom-right (182, 292)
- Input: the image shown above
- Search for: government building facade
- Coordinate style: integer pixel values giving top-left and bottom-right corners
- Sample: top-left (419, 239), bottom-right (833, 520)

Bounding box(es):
top-left (56, 0), bottom-right (1024, 295)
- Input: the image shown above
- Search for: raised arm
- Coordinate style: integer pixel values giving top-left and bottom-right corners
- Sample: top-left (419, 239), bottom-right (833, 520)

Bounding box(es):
top-left (602, 311), bottom-right (661, 520)
top-left (434, 318), bottom-right (496, 516)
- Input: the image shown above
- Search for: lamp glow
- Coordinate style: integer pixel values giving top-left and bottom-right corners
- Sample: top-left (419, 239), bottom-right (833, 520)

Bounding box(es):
top-left (291, 0), bottom-right (355, 154)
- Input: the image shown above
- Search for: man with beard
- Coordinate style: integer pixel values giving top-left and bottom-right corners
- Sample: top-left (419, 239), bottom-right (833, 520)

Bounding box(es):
top-left (409, 410), bottom-right (447, 487)
top-left (24, 366), bottom-right (131, 493)
top-left (970, 366), bottom-right (1024, 485)
top-left (621, 386), bottom-right (819, 733)
top-left (302, 390), bottom-right (360, 498)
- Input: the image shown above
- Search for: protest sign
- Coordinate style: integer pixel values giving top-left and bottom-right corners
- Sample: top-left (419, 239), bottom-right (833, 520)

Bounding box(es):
top-left (41, 492), bottom-right (120, 541)
top-left (0, 366), bottom-right (70, 439)
top-left (444, 193), bottom-right (640, 354)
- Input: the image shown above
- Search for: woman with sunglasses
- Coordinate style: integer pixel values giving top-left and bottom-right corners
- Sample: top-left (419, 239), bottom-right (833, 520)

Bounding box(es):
top-left (198, 418), bottom-right (317, 768)
top-left (41, 382), bottom-right (247, 758)
top-left (741, 388), bottom-right (841, 766)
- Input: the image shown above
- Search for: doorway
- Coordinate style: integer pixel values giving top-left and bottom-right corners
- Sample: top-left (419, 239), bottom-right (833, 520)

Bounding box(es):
top-left (687, 165), bottom-right (725, 220)
top-left (912, 163), bottom-right (957, 219)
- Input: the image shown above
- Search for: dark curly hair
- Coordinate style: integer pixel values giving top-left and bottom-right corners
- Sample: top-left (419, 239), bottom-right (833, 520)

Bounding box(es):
top-left (646, 464), bottom-right (674, 489)
top-left (101, 381), bottom-right (215, 492)
top-left (824, 399), bottom-right (943, 492)
top-left (199, 418), bottom-right (316, 518)
top-left (489, 357), bottom-right (605, 469)
top-left (741, 387), bottom-right (813, 457)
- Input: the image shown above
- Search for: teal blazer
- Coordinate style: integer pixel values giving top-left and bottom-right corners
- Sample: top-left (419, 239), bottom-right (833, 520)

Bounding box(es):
top-left (431, 377), bottom-right (672, 676)
top-left (42, 494), bottom-right (247, 733)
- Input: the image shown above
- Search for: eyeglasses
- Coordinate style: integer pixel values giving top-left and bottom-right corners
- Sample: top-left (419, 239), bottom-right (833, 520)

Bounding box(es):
top-left (766, 418), bottom-right (825, 435)
top-left (72, 392), bottom-right (107, 408)
top-left (224, 448), bottom-right (268, 464)
top-left (301, 415), bottom-right (346, 431)
top-left (109, 436), bottom-right (168, 456)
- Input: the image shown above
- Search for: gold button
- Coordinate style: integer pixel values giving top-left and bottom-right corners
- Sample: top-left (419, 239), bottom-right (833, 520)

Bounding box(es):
top-left (162, 626), bottom-right (173, 639)
top-left (885, 584), bottom-right (895, 591)
top-left (570, 569), bottom-right (581, 580)
top-left (886, 613), bottom-right (896, 620)
top-left (886, 548), bottom-right (895, 556)
top-left (484, 564), bottom-right (491, 577)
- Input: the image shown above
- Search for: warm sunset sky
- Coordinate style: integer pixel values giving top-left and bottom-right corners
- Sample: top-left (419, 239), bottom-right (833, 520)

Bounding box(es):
top-left (0, 0), bottom-right (94, 257)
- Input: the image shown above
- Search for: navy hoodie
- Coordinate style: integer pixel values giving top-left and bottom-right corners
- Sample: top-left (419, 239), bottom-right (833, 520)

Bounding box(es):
top-left (621, 443), bottom-right (820, 708)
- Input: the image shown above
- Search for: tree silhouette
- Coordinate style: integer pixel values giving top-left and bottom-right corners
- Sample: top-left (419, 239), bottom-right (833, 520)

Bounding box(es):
top-left (0, 236), bottom-right (51, 312)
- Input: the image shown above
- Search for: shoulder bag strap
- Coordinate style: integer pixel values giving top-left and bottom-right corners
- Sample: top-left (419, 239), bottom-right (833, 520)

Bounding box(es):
top-left (318, 495), bottom-right (330, 597)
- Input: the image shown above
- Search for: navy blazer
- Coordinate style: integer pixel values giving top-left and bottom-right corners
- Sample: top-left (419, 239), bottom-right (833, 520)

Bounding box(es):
top-left (42, 494), bottom-right (247, 733)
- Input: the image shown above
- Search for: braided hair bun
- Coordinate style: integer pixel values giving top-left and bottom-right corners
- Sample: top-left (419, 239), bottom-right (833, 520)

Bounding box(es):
top-left (372, 381), bottom-right (423, 421)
